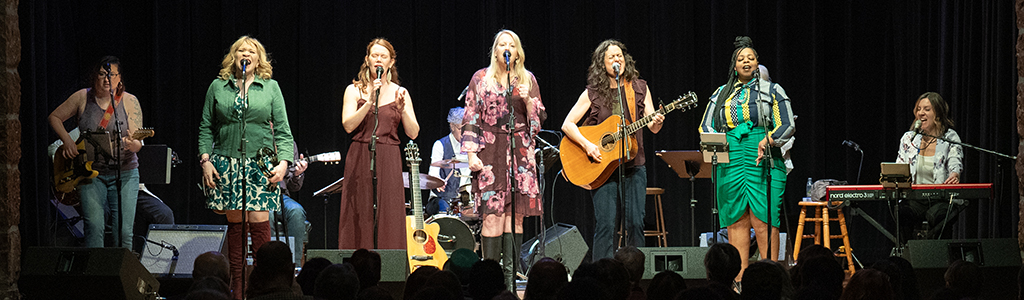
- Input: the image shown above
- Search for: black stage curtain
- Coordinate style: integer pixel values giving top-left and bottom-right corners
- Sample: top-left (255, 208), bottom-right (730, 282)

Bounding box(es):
top-left (19, 1), bottom-right (1017, 264)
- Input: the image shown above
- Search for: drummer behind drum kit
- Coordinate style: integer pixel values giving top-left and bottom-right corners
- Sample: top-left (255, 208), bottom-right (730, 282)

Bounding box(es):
top-left (402, 158), bottom-right (481, 254)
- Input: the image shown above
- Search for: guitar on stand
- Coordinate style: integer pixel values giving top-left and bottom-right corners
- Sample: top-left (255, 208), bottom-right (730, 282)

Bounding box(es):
top-left (560, 92), bottom-right (699, 189)
top-left (404, 141), bottom-right (448, 273)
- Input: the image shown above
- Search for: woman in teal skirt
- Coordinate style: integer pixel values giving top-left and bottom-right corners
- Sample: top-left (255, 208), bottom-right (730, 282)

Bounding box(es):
top-left (698, 36), bottom-right (795, 282)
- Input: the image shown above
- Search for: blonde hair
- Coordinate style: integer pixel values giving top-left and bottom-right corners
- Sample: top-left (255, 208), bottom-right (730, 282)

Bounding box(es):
top-left (218, 36), bottom-right (273, 81)
top-left (352, 38), bottom-right (400, 91)
top-left (484, 30), bottom-right (531, 90)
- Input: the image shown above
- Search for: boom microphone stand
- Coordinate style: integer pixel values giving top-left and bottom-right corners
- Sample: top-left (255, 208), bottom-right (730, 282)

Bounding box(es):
top-left (104, 63), bottom-right (126, 249)
top-left (753, 71), bottom-right (778, 261)
top-left (502, 50), bottom-right (520, 288)
top-left (237, 59), bottom-right (252, 297)
top-left (370, 66), bottom-right (384, 249)
top-left (614, 63), bottom-right (630, 248)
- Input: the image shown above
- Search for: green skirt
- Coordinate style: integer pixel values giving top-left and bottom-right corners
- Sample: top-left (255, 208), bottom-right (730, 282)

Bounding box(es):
top-left (716, 122), bottom-right (786, 227)
top-left (205, 153), bottom-right (281, 211)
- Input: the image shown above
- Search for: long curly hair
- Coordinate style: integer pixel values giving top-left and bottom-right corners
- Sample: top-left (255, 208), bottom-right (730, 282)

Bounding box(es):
top-left (218, 36), bottom-right (273, 81)
top-left (352, 38), bottom-right (401, 91)
top-left (587, 39), bottom-right (639, 107)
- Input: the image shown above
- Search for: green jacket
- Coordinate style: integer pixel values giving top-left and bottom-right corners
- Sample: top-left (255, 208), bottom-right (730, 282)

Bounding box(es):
top-left (198, 76), bottom-right (294, 162)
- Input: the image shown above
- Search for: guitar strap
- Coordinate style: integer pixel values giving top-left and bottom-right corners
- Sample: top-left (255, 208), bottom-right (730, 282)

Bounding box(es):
top-left (623, 81), bottom-right (637, 123)
top-left (97, 83), bottom-right (125, 129)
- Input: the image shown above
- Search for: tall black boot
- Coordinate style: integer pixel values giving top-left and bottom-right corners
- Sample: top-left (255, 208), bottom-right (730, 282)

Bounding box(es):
top-left (481, 236), bottom-right (503, 262)
top-left (502, 233), bottom-right (521, 294)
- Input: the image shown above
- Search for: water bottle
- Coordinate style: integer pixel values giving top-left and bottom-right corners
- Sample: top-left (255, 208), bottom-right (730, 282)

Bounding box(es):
top-left (803, 178), bottom-right (813, 202)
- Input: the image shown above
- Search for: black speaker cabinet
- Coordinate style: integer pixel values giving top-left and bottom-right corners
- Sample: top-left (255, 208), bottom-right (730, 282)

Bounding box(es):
top-left (138, 224), bottom-right (227, 278)
top-left (638, 247), bottom-right (709, 279)
top-left (520, 223), bottom-right (589, 274)
top-left (22, 247), bottom-right (161, 300)
top-left (906, 238), bottom-right (1020, 269)
top-left (306, 249), bottom-right (409, 282)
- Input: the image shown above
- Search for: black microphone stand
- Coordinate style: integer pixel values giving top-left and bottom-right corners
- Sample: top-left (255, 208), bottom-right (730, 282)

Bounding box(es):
top-left (614, 67), bottom-right (631, 248)
top-left (753, 72), bottom-right (777, 261)
top-left (236, 63), bottom-right (251, 296)
top-left (503, 55), bottom-right (520, 287)
top-left (370, 67), bottom-right (383, 249)
top-left (105, 65), bottom-right (126, 249)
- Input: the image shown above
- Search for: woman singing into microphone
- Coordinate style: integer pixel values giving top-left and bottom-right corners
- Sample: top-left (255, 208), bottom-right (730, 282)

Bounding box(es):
top-left (462, 29), bottom-right (546, 290)
top-left (339, 38), bottom-right (419, 249)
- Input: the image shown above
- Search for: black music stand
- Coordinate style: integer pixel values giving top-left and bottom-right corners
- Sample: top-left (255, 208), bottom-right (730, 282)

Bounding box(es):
top-left (700, 133), bottom-right (728, 244)
top-left (656, 150), bottom-right (712, 246)
top-left (314, 177), bottom-right (344, 248)
top-left (880, 163), bottom-right (910, 256)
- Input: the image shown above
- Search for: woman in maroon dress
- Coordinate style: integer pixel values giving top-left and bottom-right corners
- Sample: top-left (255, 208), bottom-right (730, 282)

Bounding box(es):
top-left (339, 38), bottom-right (420, 249)
top-left (462, 29), bottom-right (546, 289)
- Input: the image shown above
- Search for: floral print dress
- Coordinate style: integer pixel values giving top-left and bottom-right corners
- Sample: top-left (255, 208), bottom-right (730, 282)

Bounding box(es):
top-left (461, 68), bottom-right (546, 216)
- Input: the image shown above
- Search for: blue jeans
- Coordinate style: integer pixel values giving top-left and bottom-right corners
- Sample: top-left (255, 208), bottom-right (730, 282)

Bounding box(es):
top-left (592, 166), bottom-right (646, 261)
top-left (78, 169), bottom-right (140, 249)
top-left (133, 190), bottom-right (175, 253)
top-left (270, 195), bottom-right (307, 261)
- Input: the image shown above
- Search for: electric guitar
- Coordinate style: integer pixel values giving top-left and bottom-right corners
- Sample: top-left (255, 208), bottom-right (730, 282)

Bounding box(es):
top-left (560, 92), bottom-right (698, 189)
top-left (404, 141), bottom-right (448, 273)
top-left (53, 128), bottom-right (154, 194)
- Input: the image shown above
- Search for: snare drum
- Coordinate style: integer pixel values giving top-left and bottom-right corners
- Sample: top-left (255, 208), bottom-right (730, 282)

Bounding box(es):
top-left (426, 214), bottom-right (476, 252)
top-left (457, 184), bottom-right (480, 221)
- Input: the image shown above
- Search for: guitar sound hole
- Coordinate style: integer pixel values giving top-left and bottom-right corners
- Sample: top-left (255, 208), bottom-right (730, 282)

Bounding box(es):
top-left (413, 229), bottom-right (427, 244)
top-left (600, 133), bottom-right (615, 151)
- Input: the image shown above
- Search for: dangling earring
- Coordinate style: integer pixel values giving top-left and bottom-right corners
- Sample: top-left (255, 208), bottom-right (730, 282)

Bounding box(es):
top-left (734, 71), bottom-right (739, 76)
top-left (386, 69), bottom-right (392, 83)
top-left (366, 68), bottom-right (372, 81)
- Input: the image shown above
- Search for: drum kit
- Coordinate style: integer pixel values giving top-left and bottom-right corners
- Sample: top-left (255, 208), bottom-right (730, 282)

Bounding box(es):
top-left (403, 158), bottom-right (481, 252)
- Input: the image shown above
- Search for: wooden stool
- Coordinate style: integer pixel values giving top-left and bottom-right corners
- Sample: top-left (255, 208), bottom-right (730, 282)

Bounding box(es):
top-left (619, 187), bottom-right (669, 247)
top-left (793, 201), bottom-right (856, 275)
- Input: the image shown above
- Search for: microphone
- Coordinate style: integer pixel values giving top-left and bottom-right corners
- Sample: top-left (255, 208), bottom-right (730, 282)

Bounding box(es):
top-left (912, 119), bottom-right (922, 133)
top-left (612, 62), bottom-right (620, 76)
top-left (241, 59), bottom-right (250, 75)
top-left (536, 136), bottom-right (559, 153)
top-left (103, 63), bottom-right (112, 74)
top-left (501, 50), bottom-right (509, 71)
top-left (842, 140), bottom-right (862, 152)
top-left (376, 66), bottom-right (384, 80)
top-left (457, 86), bottom-right (469, 102)
top-left (143, 237), bottom-right (180, 259)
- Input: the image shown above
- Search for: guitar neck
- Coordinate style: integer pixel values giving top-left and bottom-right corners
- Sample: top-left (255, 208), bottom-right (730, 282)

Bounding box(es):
top-left (410, 162), bottom-right (424, 229)
top-left (620, 105), bottom-right (675, 137)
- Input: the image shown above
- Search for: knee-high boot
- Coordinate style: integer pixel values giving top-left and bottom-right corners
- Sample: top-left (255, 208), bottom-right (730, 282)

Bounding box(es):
top-left (226, 222), bottom-right (245, 300)
top-left (502, 233), bottom-right (522, 293)
top-left (249, 221), bottom-right (271, 256)
top-left (481, 236), bottom-right (503, 263)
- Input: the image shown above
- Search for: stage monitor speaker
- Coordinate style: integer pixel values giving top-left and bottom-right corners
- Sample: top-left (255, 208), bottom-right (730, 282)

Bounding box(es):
top-left (520, 223), bottom-right (588, 274)
top-left (905, 238), bottom-right (1020, 269)
top-left (21, 247), bottom-right (161, 300)
top-left (306, 249), bottom-right (409, 282)
top-left (638, 247), bottom-right (709, 280)
top-left (138, 224), bottom-right (227, 278)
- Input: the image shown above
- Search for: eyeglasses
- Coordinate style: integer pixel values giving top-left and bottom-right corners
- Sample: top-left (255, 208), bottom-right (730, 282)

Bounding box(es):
top-left (97, 72), bottom-right (120, 78)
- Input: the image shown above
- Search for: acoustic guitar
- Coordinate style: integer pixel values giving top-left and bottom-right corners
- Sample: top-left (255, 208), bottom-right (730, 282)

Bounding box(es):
top-left (404, 141), bottom-right (448, 273)
top-left (560, 92), bottom-right (698, 189)
top-left (53, 128), bottom-right (154, 194)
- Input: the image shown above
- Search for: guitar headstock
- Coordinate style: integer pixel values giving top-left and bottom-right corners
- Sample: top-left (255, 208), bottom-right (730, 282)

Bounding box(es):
top-left (132, 128), bottom-right (155, 140)
top-left (309, 151), bottom-right (342, 164)
top-left (404, 141), bottom-right (421, 166)
top-left (666, 91), bottom-right (699, 112)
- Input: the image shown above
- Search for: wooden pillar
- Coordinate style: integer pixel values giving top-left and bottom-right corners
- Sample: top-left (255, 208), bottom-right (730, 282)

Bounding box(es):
top-left (0, 0), bottom-right (20, 298)
top-left (1017, 0), bottom-right (1024, 256)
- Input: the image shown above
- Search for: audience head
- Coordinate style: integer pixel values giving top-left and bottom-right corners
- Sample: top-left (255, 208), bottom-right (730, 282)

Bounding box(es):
top-left (187, 276), bottom-right (231, 299)
top-left (647, 270), bottom-right (687, 300)
top-left (741, 260), bottom-right (793, 300)
top-left (705, 243), bottom-right (742, 286)
top-left (424, 270), bottom-right (462, 300)
top-left (444, 248), bottom-right (479, 285)
top-left (403, 266), bottom-right (440, 300)
top-left (943, 259), bottom-right (981, 298)
top-left (839, 269), bottom-right (894, 300)
top-left (350, 249), bottom-right (383, 290)
top-left (192, 251), bottom-right (230, 285)
top-left (298, 257), bottom-right (333, 296)
top-left (571, 258), bottom-right (630, 300)
top-left (883, 256), bottom-right (919, 300)
top-left (556, 277), bottom-right (607, 300)
top-left (525, 257), bottom-right (568, 300)
top-left (794, 256), bottom-right (844, 300)
top-left (314, 263), bottom-right (361, 300)
top-left (357, 285), bottom-right (395, 300)
top-left (613, 246), bottom-right (646, 285)
top-left (467, 259), bottom-right (505, 300)
top-left (246, 241), bottom-right (296, 297)
top-left (185, 289), bottom-right (231, 300)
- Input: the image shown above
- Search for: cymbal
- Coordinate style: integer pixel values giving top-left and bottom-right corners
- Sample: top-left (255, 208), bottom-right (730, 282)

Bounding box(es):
top-left (430, 158), bottom-right (469, 169)
top-left (402, 172), bottom-right (445, 190)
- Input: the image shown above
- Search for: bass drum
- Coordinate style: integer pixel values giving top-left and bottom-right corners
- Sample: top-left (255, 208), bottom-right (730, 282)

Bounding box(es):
top-left (426, 215), bottom-right (477, 252)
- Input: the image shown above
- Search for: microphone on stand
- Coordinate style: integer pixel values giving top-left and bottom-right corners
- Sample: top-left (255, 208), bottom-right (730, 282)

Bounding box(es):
top-left (457, 86), bottom-right (469, 102)
top-left (912, 119), bottom-right (923, 137)
top-left (612, 62), bottom-right (621, 81)
top-left (842, 140), bottom-right (862, 153)
top-left (376, 66), bottom-right (384, 81)
top-left (503, 50), bottom-right (511, 71)
top-left (535, 136), bottom-right (559, 153)
top-left (241, 59), bottom-right (250, 75)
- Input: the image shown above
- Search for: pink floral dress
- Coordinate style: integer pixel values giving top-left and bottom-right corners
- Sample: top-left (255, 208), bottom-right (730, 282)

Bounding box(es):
top-left (461, 68), bottom-right (546, 216)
